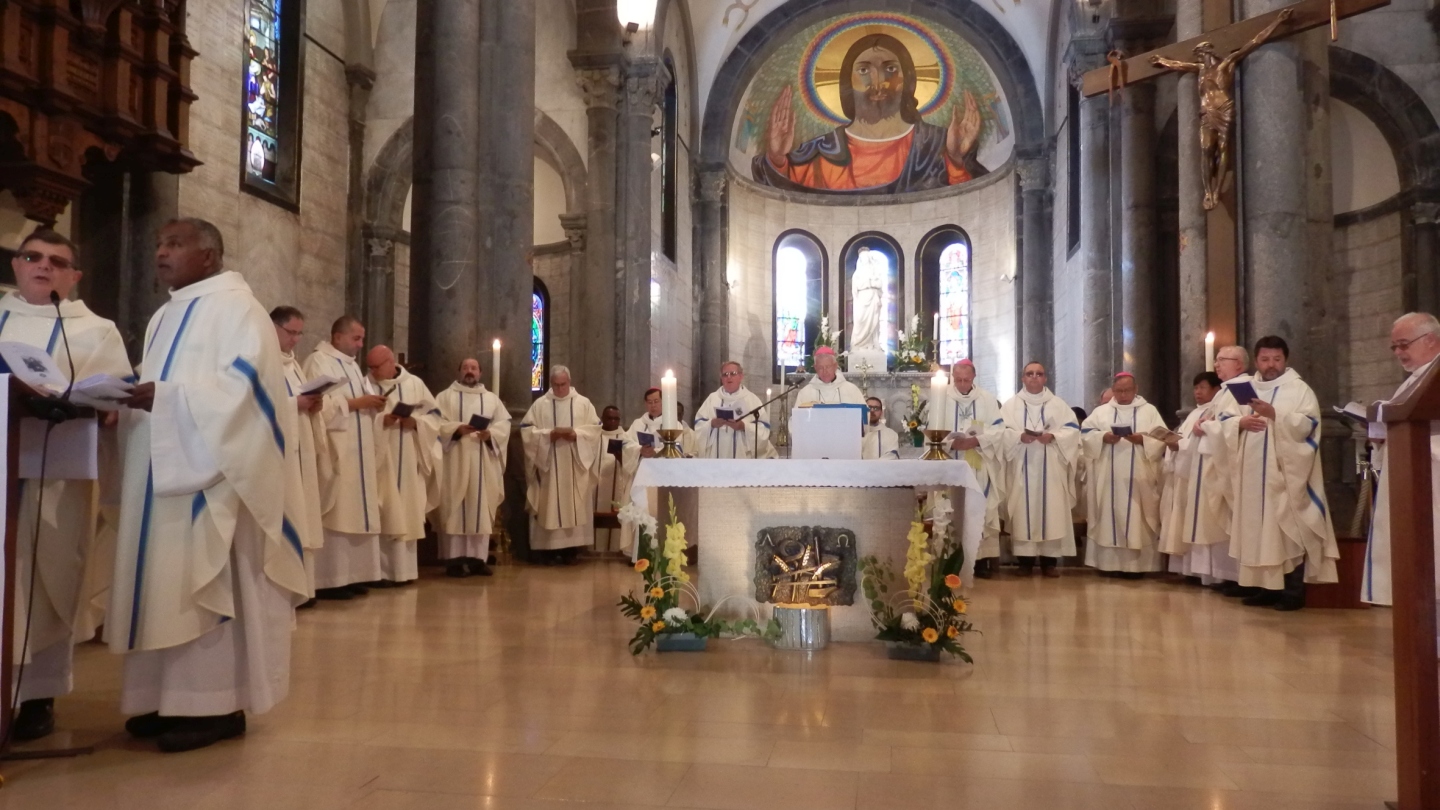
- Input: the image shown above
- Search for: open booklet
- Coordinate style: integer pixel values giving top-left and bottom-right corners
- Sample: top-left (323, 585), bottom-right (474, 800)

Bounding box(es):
top-left (0, 341), bottom-right (133, 410)
top-left (300, 374), bottom-right (344, 396)
top-left (1334, 401), bottom-right (1386, 440)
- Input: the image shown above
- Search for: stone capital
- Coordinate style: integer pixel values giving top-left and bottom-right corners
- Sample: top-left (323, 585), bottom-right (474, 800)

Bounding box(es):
top-left (1017, 158), bottom-right (1051, 191)
top-left (367, 237), bottom-right (395, 258)
top-left (698, 170), bottom-right (727, 203)
top-left (560, 213), bottom-right (588, 251)
top-left (1064, 35), bottom-right (1110, 89)
top-left (577, 66), bottom-right (621, 111)
top-left (623, 58), bottom-right (661, 113)
top-left (345, 64), bottom-right (377, 91)
top-left (1413, 201), bottom-right (1440, 226)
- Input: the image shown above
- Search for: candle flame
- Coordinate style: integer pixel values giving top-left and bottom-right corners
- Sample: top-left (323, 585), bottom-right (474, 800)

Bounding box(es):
top-left (1205, 332), bottom-right (1214, 341)
top-left (492, 339), bottom-right (501, 349)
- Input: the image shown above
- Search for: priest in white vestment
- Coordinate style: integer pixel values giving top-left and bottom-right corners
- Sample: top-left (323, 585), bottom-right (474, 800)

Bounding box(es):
top-left (435, 358), bottom-right (509, 578)
top-left (270, 306), bottom-right (328, 605)
top-left (304, 317), bottom-right (388, 599)
top-left (796, 347), bottom-right (865, 406)
top-left (696, 361), bottom-right (775, 459)
top-left (595, 405), bottom-right (641, 553)
top-left (629, 387), bottom-right (665, 458)
top-left (521, 365), bottom-right (603, 564)
top-left (935, 360), bottom-right (1005, 576)
top-left (1160, 370), bottom-right (1242, 585)
top-left (1363, 313), bottom-right (1440, 615)
top-left (3, 230), bottom-right (133, 741)
top-left (862, 397), bottom-right (900, 460)
top-left (111, 218), bottom-right (307, 752)
top-left (999, 362), bottom-right (1080, 576)
top-left (1081, 373), bottom-right (1167, 576)
top-left (1219, 336), bottom-right (1339, 610)
top-left (367, 345), bottom-right (441, 585)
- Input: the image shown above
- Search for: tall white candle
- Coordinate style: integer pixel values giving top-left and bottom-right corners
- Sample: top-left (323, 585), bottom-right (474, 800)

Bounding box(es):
top-left (1204, 332), bottom-right (1215, 372)
top-left (929, 370), bottom-right (947, 430)
top-left (933, 311), bottom-right (940, 340)
top-left (661, 369), bottom-right (677, 429)
top-left (492, 339), bottom-right (502, 396)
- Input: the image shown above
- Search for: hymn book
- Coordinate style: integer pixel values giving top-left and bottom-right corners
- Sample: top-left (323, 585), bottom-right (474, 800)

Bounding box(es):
top-left (715, 408), bottom-right (736, 422)
top-left (607, 438), bottom-right (624, 455)
top-left (1146, 425), bottom-right (1183, 442)
top-left (299, 374), bottom-right (344, 396)
top-left (468, 414), bottom-right (491, 431)
top-left (636, 432), bottom-right (655, 447)
top-left (1225, 380), bottom-right (1259, 406)
top-left (390, 402), bottom-right (415, 419)
top-left (1111, 425), bottom-right (1134, 438)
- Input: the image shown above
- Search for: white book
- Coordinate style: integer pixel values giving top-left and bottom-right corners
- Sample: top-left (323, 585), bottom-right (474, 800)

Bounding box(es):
top-left (300, 374), bottom-right (344, 396)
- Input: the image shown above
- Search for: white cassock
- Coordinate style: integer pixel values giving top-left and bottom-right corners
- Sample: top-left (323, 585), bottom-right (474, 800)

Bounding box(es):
top-left (304, 342), bottom-right (383, 588)
top-left (435, 382), bottom-right (510, 562)
top-left (696, 387), bottom-right (775, 459)
top-left (372, 367), bottom-right (441, 582)
top-left (1363, 356), bottom-right (1440, 606)
top-left (627, 414), bottom-right (697, 457)
top-left (999, 388), bottom-right (1080, 558)
top-left (107, 271), bottom-right (307, 716)
top-left (1081, 398), bottom-right (1167, 573)
top-left (1218, 369), bottom-right (1339, 589)
top-left (521, 389), bottom-right (603, 550)
top-left (935, 386), bottom-right (1006, 559)
top-left (0, 292), bottom-right (132, 701)
top-left (595, 428), bottom-right (641, 552)
top-left (279, 352), bottom-right (330, 597)
top-left (796, 372), bottom-right (866, 406)
top-left (1159, 398), bottom-right (1240, 583)
top-left (862, 424), bottom-right (900, 459)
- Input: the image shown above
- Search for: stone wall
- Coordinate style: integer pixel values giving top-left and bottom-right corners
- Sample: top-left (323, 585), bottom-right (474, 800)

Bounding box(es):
top-left (1340, 0), bottom-right (1440, 123)
top-left (1332, 211), bottom-right (1405, 406)
top-left (651, 6), bottom-right (697, 413)
top-left (726, 168), bottom-right (1020, 399)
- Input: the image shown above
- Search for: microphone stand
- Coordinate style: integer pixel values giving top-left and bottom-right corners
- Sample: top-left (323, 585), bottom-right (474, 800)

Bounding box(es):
top-left (740, 382), bottom-right (803, 459)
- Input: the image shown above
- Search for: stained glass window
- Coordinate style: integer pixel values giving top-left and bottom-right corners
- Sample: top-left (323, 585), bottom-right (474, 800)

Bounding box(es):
top-left (244, 0), bottom-right (282, 185)
top-left (531, 290), bottom-right (546, 392)
top-left (938, 243), bottom-right (971, 364)
top-left (775, 246), bottom-right (808, 368)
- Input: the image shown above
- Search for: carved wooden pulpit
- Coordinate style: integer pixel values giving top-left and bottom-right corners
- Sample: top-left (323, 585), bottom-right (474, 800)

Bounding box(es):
top-left (1378, 358), bottom-right (1440, 809)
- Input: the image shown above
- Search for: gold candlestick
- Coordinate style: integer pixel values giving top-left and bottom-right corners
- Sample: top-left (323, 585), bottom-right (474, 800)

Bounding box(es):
top-left (921, 428), bottom-right (951, 461)
top-left (656, 428), bottom-right (685, 459)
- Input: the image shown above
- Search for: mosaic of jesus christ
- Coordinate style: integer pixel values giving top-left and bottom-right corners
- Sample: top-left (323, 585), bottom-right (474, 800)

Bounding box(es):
top-left (752, 33), bottom-right (990, 194)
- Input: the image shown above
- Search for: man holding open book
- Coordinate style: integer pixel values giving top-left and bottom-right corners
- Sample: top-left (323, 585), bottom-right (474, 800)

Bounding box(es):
top-left (435, 358), bottom-right (509, 577)
top-left (1080, 372), bottom-right (1168, 577)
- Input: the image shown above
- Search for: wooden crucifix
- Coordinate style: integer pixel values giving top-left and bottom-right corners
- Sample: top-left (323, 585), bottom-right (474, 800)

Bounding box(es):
top-left (1078, 0), bottom-right (1390, 351)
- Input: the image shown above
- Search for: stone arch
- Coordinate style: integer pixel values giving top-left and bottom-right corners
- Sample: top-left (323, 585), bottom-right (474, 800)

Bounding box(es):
top-left (365, 116), bottom-right (412, 236)
top-left (533, 109), bottom-right (587, 215)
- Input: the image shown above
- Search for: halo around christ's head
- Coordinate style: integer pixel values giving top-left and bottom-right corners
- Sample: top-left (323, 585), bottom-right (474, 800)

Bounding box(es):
top-left (800, 13), bottom-right (954, 126)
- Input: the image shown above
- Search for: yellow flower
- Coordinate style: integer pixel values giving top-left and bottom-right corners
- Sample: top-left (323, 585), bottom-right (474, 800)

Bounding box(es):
top-left (946, 625), bottom-right (959, 639)
top-left (922, 627), bottom-right (940, 643)
top-left (652, 621), bottom-right (666, 632)
top-left (953, 597), bottom-right (968, 614)
top-left (944, 574), bottom-right (962, 589)
top-left (649, 586), bottom-right (665, 599)
top-left (634, 559), bottom-right (650, 573)
top-left (640, 605), bottom-right (656, 620)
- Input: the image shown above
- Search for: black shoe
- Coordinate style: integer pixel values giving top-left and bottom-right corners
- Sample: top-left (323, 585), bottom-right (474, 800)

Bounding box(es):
top-left (486, 554), bottom-right (497, 566)
top-left (974, 561), bottom-right (994, 580)
top-left (13, 698), bottom-right (54, 741)
top-left (156, 711), bottom-right (246, 753)
top-left (446, 562), bottom-right (469, 578)
top-left (125, 711), bottom-right (181, 739)
top-left (1274, 598), bottom-right (1305, 612)
top-left (1242, 590), bottom-right (1282, 607)
top-left (315, 587), bottom-right (353, 601)
top-left (1222, 584), bottom-right (1257, 598)
top-left (473, 560), bottom-right (494, 577)
top-left (363, 580), bottom-right (397, 589)
top-left (347, 584), bottom-right (370, 596)
top-left (297, 598), bottom-right (318, 610)
top-left (1121, 572), bottom-right (1145, 581)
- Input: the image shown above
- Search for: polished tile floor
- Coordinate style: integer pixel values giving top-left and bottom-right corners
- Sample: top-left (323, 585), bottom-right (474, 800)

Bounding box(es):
top-left (0, 562), bottom-right (1401, 809)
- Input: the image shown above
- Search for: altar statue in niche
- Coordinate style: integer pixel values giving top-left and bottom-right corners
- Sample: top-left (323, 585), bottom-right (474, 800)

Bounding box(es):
top-left (850, 248), bottom-right (886, 352)
top-left (753, 34), bottom-right (989, 193)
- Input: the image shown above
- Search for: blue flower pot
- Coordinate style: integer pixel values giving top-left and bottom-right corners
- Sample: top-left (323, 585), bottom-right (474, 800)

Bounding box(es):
top-left (886, 642), bottom-right (941, 662)
top-left (656, 632), bottom-right (707, 652)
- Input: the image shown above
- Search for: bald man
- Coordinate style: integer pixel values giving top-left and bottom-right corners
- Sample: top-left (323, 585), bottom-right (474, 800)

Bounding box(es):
top-left (367, 346), bottom-right (441, 585)
top-left (1081, 373), bottom-right (1167, 576)
top-left (1364, 312), bottom-right (1440, 610)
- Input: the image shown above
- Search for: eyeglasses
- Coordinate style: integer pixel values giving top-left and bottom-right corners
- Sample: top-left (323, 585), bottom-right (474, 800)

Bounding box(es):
top-left (721, 371), bottom-right (741, 378)
top-left (16, 250), bottom-right (74, 271)
top-left (281, 326), bottom-right (303, 338)
top-left (1216, 355), bottom-right (1243, 364)
top-left (1391, 335), bottom-right (1432, 352)
top-left (1023, 371), bottom-right (1046, 377)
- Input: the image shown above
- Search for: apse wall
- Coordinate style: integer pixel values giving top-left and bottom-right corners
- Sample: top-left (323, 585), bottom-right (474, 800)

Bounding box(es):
top-left (726, 166), bottom-right (1019, 398)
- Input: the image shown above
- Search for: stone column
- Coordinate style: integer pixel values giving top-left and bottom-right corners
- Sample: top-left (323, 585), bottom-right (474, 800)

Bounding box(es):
top-left (1411, 202), bottom-right (1440, 315)
top-left (362, 230), bottom-right (397, 346)
top-left (694, 168), bottom-right (728, 398)
top-left (617, 57), bottom-right (659, 410)
top-left (573, 65), bottom-right (622, 403)
top-left (1175, 0), bottom-right (1208, 404)
top-left (1080, 91), bottom-right (1114, 405)
top-left (561, 213), bottom-right (588, 371)
top-left (344, 65), bottom-right (376, 336)
top-left (1017, 154), bottom-right (1053, 374)
top-left (1117, 73), bottom-right (1157, 384)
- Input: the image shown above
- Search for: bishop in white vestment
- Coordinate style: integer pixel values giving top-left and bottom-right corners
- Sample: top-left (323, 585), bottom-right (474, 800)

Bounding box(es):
top-left (595, 405), bottom-right (641, 552)
top-left (367, 346), bottom-right (441, 584)
top-left (1081, 373), bottom-right (1167, 575)
top-left (521, 366), bottom-right (603, 562)
top-left (271, 306), bottom-right (328, 602)
top-left (934, 361), bottom-right (1006, 572)
top-left (999, 363), bottom-right (1080, 575)
top-left (435, 358), bottom-right (509, 577)
top-left (1219, 336), bottom-right (1339, 608)
top-left (696, 361), bottom-right (774, 459)
top-left (304, 318), bottom-right (388, 598)
top-left (111, 219), bottom-right (307, 752)
top-left (796, 347), bottom-right (865, 406)
top-left (3, 230), bottom-right (134, 741)
top-left (862, 397), bottom-right (900, 460)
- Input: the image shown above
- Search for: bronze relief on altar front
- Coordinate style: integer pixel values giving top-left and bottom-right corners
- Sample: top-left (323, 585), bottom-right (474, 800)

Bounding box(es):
top-left (754, 527), bottom-right (858, 607)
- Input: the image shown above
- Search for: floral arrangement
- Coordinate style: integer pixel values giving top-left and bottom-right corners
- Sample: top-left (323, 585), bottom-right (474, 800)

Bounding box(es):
top-left (858, 509), bottom-right (975, 661)
top-left (902, 383), bottom-right (928, 446)
top-left (893, 314), bottom-right (931, 372)
top-left (618, 496), bottom-right (779, 654)
top-left (806, 314), bottom-right (843, 372)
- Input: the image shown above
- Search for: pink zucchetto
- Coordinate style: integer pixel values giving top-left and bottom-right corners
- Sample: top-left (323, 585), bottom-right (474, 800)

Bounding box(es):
top-left (815, 346), bottom-right (837, 357)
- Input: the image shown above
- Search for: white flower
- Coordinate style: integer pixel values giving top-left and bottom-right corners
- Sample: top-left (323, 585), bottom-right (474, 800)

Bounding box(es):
top-left (901, 612), bottom-right (920, 631)
top-left (663, 607), bottom-right (689, 625)
top-left (618, 502), bottom-right (658, 535)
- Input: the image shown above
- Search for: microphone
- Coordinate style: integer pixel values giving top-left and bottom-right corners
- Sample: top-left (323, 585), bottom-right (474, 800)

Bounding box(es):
top-left (23, 290), bottom-right (80, 423)
top-left (50, 290), bottom-right (77, 402)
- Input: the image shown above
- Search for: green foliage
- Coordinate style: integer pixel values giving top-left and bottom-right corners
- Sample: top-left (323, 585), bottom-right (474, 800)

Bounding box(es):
top-left (857, 520), bottom-right (976, 661)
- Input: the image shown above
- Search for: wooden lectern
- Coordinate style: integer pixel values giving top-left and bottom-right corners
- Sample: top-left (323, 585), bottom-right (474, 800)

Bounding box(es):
top-left (1378, 359), bottom-right (1440, 809)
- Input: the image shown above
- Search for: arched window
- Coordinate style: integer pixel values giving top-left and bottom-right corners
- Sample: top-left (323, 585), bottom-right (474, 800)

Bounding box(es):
top-left (772, 231), bottom-right (826, 381)
top-left (242, 0), bottom-right (302, 208)
top-left (660, 55), bottom-right (679, 262)
top-left (531, 281), bottom-right (549, 393)
top-left (841, 234), bottom-right (902, 356)
top-left (919, 226), bottom-right (973, 365)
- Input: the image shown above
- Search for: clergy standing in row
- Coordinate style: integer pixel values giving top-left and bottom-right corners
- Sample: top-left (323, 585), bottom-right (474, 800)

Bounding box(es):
top-left (305, 317), bottom-right (388, 600)
top-left (1363, 312), bottom-right (1440, 607)
top-left (936, 360), bottom-right (1005, 577)
top-left (367, 345), bottom-right (441, 585)
top-left (111, 218), bottom-right (307, 752)
top-left (271, 306), bottom-right (327, 603)
top-left (1219, 336), bottom-right (1338, 610)
top-left (1081, 373), bottom-right (1166, 576)
top-left (862, 397), bottom-right (900, 459)
top-left (629, 388), bottom-right (664, 458)
top-left (1160, 370), bottom-right (1240, 585)
top-left (521, 366), bottom-right (603, 564)
top-left (696, 361), bottom-right (775, 459)
top-left (796, 347), bottom-right (865, 405)
top-left (595, 405), bottom-right (641, 552)
top-left (999, 362), bottom-right (1079, 577)
top-left (4, 230), bottom-right (133, 741)
top-left (435, 358), bottom-right (509, 578)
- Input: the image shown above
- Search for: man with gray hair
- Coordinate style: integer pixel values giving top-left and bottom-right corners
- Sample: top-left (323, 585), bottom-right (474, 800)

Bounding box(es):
top-left (1364, 312), bottom-right (1440, 608)
top-left (696, 361), bottom-right (774, 458)
top-left (520, 365), bottom-right (603, 564)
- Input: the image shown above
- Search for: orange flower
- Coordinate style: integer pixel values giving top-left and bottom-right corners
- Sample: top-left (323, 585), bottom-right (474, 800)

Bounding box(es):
top-left (652, 621), bottom-right (666, 632)
top-left (922, 627), bottom-right (940, 643)
top-left (953, 597), bottom-right (968, 614)
top-left (634, 559), bottom-right (650, 573)
top-left (649, 586), bottom-right (666, 599)
top-left (640, 605), bottom-right (656, 620)
top-left (946, 625), bottom-right (959, 639)
top-left (944, 574), bottom-right (962, 589)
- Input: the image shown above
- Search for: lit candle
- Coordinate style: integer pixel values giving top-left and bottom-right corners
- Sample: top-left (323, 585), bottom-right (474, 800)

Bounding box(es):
top-left (1204, 332), bottom-right (1215, 372)
top-left (929, 369), bottom-right (948, 430)
top-left (492, 339), bottom-right (501, 396)
top-left (661, 369), bottom-right (677, 430)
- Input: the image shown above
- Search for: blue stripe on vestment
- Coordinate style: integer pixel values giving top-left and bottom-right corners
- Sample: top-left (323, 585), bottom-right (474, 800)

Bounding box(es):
top-left (231, 357), bottom-right (285, 453)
